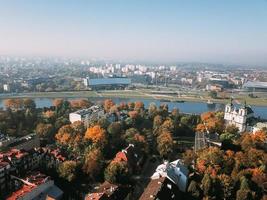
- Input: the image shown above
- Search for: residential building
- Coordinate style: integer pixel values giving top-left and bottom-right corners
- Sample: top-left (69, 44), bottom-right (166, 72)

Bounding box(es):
top-left (7, 172), bottom-right (63, 200)
top-left (151, 159), bottom-right (189, 192)
top-left (252, 122), bottom-right (267, 133)
top-left (69, 105), bottom-right (105, 126)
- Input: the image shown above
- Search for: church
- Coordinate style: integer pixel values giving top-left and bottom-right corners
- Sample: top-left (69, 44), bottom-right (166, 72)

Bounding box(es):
top-left (224, 99), bottom-right (254, 132)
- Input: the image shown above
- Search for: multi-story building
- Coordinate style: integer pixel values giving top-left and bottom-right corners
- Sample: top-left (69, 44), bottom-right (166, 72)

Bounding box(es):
top-left (69, 105), bottom-right (105, 126)
top-left (6, 172), bottom-right (63, 200)
top-left (224, 100), bottom-right (254, 132)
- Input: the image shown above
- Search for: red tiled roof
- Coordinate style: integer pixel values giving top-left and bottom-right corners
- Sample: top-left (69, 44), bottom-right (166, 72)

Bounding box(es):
top-left (114, 151), bottom-right (128, 162)
top-left (6, 184), bottom-right (35, 200)
top-left (6, 172), bottom-right (51, 200)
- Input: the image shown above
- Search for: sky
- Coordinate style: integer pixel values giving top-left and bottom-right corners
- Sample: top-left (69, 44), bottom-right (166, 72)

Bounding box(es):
top-left (0, 0), bottom-right (267, 65)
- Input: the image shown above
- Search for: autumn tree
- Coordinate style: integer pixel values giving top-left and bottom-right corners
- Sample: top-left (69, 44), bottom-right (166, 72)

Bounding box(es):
top-left (84, 125), bottom-right (106, 147)
top-left (55, 124), bottom-right (73, 145)
top-left (187, 180), bottom-right (201, 199)
top-left (157, 131), bottom-right (173, 158)
top-left (36, 123), bottom-right (53, 139)
top-left (104, 160), bottom-right (129, 184)
top-left (58, 160), bottom-right (77, 182)
top-left (134, 101), bottom-right (144, 111)
top-left (4, 98), bottom-right (23, 110)
top-left (23, 98), bottom-right (36, 110)
top-left (104, 99), bottom-right (115, 113)
top-left (53, 98), bottom-right (64, 107)
top-left (83, 148), bottom-right (104, 180)
top-left (148, 103), bottom-right (158, 119)
top-left (70, 99), bottom-right (91, 109)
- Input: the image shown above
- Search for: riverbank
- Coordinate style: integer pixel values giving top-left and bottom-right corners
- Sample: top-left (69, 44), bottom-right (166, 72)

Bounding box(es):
top-left (1, 90), bottom-right (267, 106)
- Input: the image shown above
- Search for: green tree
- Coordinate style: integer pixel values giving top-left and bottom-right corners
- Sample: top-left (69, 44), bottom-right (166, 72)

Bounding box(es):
top-left (58, 161), bottom-right (77, 182)
top-left (104, 161), bottom-right (129, 184)
top-left (187, 180), bottom-right (201, 199)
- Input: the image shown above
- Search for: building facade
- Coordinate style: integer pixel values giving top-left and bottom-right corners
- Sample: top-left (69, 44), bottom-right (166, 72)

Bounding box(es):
top-left (224, 100), bottom-right (254, 132)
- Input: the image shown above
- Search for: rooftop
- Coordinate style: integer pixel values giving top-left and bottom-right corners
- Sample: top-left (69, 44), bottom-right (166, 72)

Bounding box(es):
top-left (243, 81), bottom-right (267, 89)
top-left (139, 177), bottom-right (167, 200)
top-left (6, 172), bottom-right (52, 200)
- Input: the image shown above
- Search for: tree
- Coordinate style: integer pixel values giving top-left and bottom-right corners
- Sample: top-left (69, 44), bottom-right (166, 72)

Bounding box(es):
top-left (104, 160), bottom-right (129, 184)
top-left (70, 99), bottom-right (91, 109)
top-left (134, 101), bottom-right (144, 111)
top-left (157, 131), bottom-right (173, 158)
top-left (58, 161), bottom-right (77, 182)
top-left (182, 149), bottom-right (196, 166)
top-left (83, 148), bottom-right (104, 180)
top-left (23, 98), bottom-right (36, 110)
top-left (201, 174), bottom-right (212, 197)
top-left (104, 99), bottom-right (115, 112)
top-left (53, 98), bottom-right (64, 107)
top-left (128, 110), bottom-right (139, 119)
top-left (209, 91), bottom-right (217, 99)
top-left (225, 125), bottom-right (239, 134)
top-left (84, 125), bottom-right (106, 146)
top-left (36, 123), bottom-right (53, 139)
top-left (55, 124), bottom-right (73, 145)
top-left (153, 115), bottom-right (163, 131)
top-left (236, 189), bottom-right (253, 200)
top-left (187, 180), bottom-right (201, 199)
top-left (218, 174), bottom-right (234, 199)
top-left (160, 118), bottom-right (174, 133)
top-left (148, 103), bottom-right (157, 118)
top-left (107, 122), bottom-right (122, 137)
top-left (4, 99), bottom-right (23, 110)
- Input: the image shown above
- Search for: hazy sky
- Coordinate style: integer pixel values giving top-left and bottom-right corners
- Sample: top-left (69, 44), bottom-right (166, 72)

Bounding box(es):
top-left (1, 0), bottom-right (267, 65)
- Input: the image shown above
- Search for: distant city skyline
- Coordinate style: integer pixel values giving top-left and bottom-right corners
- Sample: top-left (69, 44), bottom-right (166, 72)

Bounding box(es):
top-left (1, 0), bottom-right (267, 65)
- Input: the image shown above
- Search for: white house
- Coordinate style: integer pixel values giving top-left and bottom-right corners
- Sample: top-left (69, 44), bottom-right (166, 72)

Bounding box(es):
top-left (69, 105), bottom-right (104, 126)
top-left (151, 159), bottom-right (189, 192)
top-left (252, 122), bottom-right (267, 133)
top-left (224, 100), bottom-right (254, 132)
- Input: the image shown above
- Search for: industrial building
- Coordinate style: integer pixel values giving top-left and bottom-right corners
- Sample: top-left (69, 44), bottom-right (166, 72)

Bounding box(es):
top-left (243, 81), bottom-right (267, 92)
top-left (83, 77), bottom-right (131, 90)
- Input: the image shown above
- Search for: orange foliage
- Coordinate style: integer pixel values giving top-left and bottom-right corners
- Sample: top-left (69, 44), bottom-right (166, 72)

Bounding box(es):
top-left (104, 99), bottom-right (115, 112)
top-left (118, 102), bottom-right (128, 110)
top-left (196, 124), bottom-right (206, 133)
top-left (4, 99), bottom-right (23, 110)
top-left (134, 101), bottom-right (144, 111)
top-left (53, 99), bottom-right (63, 107)
top-left (70, 99), bottom-right (91, 109)
top-left (252, 130), bottom-right (267, 143)
top-left (197, 159), bottom-right (206, 173)
top-left (84, 125), bottom-right (106, 145)
top-left (250, 168), bottom-right (267, 187)
top-left (201, 112), bottom-right (214, 122)
top-left (43, 110), bottom-right (55, 118)
top-left (134, 133), bottom-right (146, 143)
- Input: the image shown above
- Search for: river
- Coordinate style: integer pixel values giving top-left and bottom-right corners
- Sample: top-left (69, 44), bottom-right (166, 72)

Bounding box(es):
top-left (0, 97), bottom-right (267, 119)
